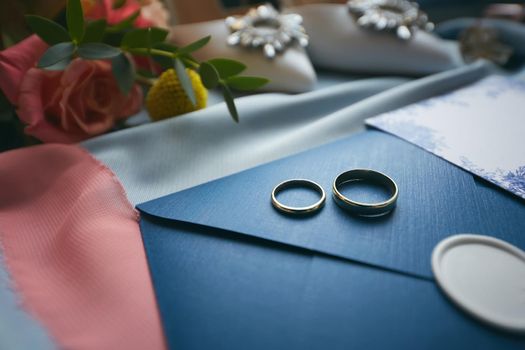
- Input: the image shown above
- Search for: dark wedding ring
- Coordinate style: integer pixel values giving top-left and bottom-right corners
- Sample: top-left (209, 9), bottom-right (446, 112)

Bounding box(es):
top-left (272, 179), bottom-right (326, 215)
top-left (332, 169), bottom-right (398, 217)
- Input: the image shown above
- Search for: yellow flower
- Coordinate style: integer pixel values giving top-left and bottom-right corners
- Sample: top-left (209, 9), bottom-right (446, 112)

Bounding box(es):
top-left (146, 68), bottom-right (208, 121)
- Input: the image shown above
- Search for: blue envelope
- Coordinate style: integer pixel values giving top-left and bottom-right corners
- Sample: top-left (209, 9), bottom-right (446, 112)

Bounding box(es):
top-left (138, 130), bottom-right (525, 349)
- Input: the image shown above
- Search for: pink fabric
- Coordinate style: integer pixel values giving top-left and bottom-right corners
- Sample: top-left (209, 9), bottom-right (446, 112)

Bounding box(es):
top-left (0, 144), bottom-right (165, 350)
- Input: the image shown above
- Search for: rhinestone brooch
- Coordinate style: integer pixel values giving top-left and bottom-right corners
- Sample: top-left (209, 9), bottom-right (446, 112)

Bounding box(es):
top-left (225, 4), bottom-right (309, 59)
top-left (347, 0), bottom-right (434, 40)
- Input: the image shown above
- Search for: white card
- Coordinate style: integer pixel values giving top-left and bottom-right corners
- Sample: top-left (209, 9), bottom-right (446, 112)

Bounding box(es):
top-left (367, 76), bottom-right (525, 200)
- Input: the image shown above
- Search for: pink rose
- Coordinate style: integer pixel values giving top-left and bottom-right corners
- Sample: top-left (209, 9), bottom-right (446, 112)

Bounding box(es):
top-left (0, 35), bottom-right (48, 104)
top-left (83, 0), bottom-right (154, 27)
top-left (0, 35), bottom-right (143, 143)
top-left (19, 59), bottom-right (143, 143)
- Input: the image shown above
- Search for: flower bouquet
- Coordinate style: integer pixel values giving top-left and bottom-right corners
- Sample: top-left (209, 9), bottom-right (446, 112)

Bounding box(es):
top-left (0, 0), bottom-right (268, 147)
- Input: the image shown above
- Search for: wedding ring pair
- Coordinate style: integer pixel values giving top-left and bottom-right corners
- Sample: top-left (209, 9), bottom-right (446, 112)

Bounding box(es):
top-left (271, 169), bottom-right (398, 217)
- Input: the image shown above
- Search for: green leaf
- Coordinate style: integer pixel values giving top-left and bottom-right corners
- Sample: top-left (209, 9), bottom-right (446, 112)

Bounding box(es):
top-left (25, 15), bottom-right (70, 45)
top-left (112, 0), bottom-right (127, 9)
top-left (181, 54), bottom-right (198, 66)
top-left (208, 58), bottom-right (246, 79)
top-left (67, 0), bottom-right (85, 43)
top-left (38, 42), bottom-right (75, 68)
top-left (112, 53), bottom-right (135, 95)
top-left (45, 56), bottom-right (73, 71)
top-left (121, 27), bottom-right (169, 49)
top-left (121, 29), bottom-right (147, 48)
top-left (151, 43), bottom-right (178, 68)
top-left (174, 58), bottom-right (196, 106)
top-left (101, 31), bottom-right (125, 47)
top-left (148, 28), bottom-right (169, 46)
top-left (153, 55), bottom-right (173, 70)
top-left (78, 42), bottom-right (121, 59)
top-left (107, 10), bottom-right (140, 32)
top-left (153, 42), bottom-right (179, 52)
top-left (83, 19), bottom-right (107, 43)
top-left (198, 62), bottom-right (219, 89)
top-left (177, 36), bottom-right (211, 55)
top-left (226, 76), bottom-right (269, 91)
top-left (221, 83), bottom-right (239, 123)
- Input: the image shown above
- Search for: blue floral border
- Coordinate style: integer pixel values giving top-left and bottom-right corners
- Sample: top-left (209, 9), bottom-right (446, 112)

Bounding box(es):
top-left (368, 77), bottom-right (525, 200)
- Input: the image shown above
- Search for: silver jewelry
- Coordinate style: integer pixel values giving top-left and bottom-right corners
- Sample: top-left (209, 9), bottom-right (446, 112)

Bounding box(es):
top-left (347, 0), bottom-right (434, 40)
top-left (225, 4), bottom-right (309, 59)
top-left (272, 179), bottom-right (325, 215)
top-left (332, 169), bottom-right (398, 217)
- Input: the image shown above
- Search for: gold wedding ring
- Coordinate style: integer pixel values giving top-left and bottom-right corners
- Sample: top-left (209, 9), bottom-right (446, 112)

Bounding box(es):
top-left (271, 179), bottom-right (326, 215)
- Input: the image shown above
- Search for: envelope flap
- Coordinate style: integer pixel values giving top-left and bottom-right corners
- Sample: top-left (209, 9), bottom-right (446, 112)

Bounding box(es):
top-left (138, 131), bottom-right (525, 279)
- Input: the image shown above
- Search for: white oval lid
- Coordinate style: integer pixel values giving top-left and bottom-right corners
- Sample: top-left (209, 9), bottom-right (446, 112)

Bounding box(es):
top-left (432, 234), bottom-right (525, 333)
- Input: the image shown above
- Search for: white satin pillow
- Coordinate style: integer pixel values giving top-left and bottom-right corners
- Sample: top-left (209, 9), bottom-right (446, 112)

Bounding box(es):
top-left (291, 4), bottom-right (464, 75)
top-left (169, 20), bottom-right (317, 93)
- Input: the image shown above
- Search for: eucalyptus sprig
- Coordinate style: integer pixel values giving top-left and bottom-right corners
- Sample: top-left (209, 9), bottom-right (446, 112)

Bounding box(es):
top-left (25, 0), bottom-right (269, 122)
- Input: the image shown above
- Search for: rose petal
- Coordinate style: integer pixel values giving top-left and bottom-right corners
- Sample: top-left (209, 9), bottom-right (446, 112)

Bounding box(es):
top-left (85, 0), bottom-right (152, 27)
top-left (0, 35), bottom-right (48, 104)
top-left (18, 68), bottom-right (85, 144)
top-left (59, 60), bottom-right (97, 132)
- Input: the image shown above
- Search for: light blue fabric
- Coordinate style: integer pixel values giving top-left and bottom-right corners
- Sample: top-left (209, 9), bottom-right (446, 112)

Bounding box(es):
top-left (0, 252), bottom-right (55, 350)
top-left (83, 61), bottom-right (491, 205)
